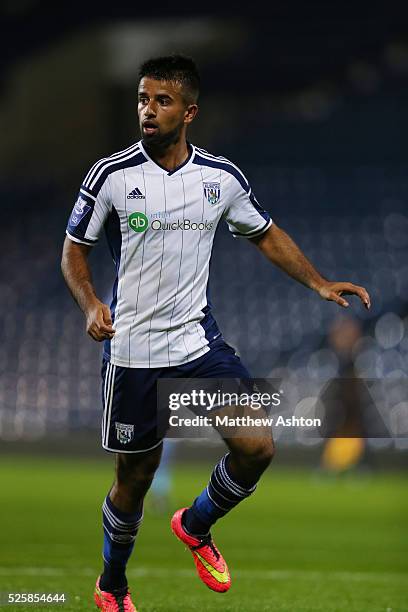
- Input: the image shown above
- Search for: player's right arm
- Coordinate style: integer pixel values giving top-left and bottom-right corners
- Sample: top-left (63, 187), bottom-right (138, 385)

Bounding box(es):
top-left (61, 238), bottom-right (115, 341)
top-left (61, 164), bottom-right (114, 342)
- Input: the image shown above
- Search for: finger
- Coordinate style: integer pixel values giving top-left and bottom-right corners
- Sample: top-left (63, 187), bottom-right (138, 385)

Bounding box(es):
top-left (329, 292), bottom-right (349, 308)
top-left (101, 332), bottom-right (115, 340)
top-left (88, 324), bottom-right (115, 341)
top-left (361, 288), bottom-right (371, 309)
top-left (98, 322), bottom-right (116, 334)
top-left (91, 332), bottom-right (114, 342)
top-left (334, 283), bottom-right (371, 309)
top-left (94, 310), bottom-right (115, 334)
top-left (87, 328), bottom-right (105, 342)
top-left (348, 284), bottom-right (371, 309)
top-left (102, 305), bottom-right (113, 326)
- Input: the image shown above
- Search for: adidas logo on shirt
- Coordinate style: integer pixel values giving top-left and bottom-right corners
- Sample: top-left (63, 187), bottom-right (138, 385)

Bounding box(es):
top-left (127, 187), bottom-right (145, 199)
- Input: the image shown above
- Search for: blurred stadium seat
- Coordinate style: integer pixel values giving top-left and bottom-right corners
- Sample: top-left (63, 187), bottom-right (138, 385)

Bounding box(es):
top-left (0, 15), bottom-right (407, 450)
top-left (1, 154), bottom-right (407, 445)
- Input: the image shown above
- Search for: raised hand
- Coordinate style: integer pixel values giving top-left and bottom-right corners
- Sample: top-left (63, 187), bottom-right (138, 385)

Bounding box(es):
top-left (317, 281), bottom-right (371, 309)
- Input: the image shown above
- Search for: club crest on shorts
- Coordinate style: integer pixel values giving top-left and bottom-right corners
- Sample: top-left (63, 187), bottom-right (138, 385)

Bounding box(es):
top-left (203, 182), bottom-right (220, 205)
top-left (115, 422), bottom-right (134, 444)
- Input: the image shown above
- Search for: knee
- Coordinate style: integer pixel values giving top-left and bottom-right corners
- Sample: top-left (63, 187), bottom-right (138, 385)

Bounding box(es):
top-left (235, 438), bottom-right (275, 472)
top-left (252, 439), bottom-right (275, 469)
top-left (116, 450), bottom-right (161, 489)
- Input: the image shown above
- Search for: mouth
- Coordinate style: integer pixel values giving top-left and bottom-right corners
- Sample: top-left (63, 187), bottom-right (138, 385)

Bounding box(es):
top-left (142, 121), bottom-right (159, 136)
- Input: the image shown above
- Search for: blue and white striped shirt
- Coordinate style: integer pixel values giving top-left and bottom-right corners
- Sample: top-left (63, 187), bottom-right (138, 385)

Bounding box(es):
top-left (66, 140), bottom-right (272, 367)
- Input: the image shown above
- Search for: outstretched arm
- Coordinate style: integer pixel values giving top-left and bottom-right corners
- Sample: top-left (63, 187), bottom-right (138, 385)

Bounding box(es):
top-left (61, 237), bottom-right (116, 341)
top-left (250, 223), bottom-right (370, 309)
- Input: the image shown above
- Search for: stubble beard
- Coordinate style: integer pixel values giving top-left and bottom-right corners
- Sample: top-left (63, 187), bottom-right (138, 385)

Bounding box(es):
top-left (141, 123), bottom-right (184, 155)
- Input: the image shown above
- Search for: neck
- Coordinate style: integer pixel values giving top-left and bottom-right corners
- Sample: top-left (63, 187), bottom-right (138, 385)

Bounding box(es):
top-left (143, 137), bottom-right (190, 172)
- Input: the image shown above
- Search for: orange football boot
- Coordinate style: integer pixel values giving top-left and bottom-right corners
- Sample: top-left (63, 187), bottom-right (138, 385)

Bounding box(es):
top-left (171, 507), bottom-right (231, 593)
top-left (94, 576), bottom-right (137, 611)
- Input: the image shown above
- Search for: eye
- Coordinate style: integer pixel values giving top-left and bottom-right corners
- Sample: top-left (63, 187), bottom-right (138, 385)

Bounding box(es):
top-left (139, 97), bottom-right (148, 105)
top-left (159, 97), bottom-right (171, 106)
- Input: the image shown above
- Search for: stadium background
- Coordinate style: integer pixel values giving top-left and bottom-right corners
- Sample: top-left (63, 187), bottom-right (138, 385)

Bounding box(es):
top-left (0, 3), bottom-right (407, 611)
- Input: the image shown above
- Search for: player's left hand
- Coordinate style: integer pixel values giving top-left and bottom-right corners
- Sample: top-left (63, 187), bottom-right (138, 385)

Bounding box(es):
top-left (317, 282), bottom-right (371, 309)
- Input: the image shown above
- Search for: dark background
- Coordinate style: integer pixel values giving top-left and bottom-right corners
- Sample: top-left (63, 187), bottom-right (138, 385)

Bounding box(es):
top-left (0, 2), bottom-right (407, 462)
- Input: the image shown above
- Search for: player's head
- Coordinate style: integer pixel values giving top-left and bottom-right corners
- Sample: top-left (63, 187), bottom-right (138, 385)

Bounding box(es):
top-left (137, 54), bottom-right (200, 148)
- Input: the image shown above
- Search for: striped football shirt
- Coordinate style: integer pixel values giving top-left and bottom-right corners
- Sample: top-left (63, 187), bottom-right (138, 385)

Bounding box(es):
top-left (66, 140), bottom-right (272, 367)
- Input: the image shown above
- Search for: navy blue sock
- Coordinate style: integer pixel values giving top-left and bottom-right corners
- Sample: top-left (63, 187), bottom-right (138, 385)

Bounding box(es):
top-left (183, 453), bottom-right (258, 536)
top-left (100, 494), bottom-right (143, 592)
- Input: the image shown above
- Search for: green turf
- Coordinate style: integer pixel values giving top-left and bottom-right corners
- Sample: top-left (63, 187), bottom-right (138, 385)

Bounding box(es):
top-left (0, 456), bottom-right (407, 611)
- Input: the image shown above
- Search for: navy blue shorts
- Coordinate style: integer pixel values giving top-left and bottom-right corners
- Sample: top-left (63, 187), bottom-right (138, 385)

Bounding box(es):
top-left (101, 338), bottom-right (251, 453)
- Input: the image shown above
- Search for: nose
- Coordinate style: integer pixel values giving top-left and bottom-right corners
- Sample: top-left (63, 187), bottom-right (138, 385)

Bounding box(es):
top-left (145, 100), bottom-right (157, 118)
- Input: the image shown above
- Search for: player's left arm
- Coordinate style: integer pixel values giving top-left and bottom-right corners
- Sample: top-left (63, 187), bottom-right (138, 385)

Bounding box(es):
top-left (250, 223), bottom-right (371, 309)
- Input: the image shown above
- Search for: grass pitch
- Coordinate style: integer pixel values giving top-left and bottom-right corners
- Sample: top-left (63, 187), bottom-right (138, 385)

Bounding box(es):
top-left (0, 455), bottom-right (407, 611)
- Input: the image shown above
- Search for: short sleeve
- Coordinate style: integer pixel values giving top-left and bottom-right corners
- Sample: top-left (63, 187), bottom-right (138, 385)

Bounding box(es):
top-left (65, 176), bottom-right (112, 246)
top-left (223, 170), bottom-right (272, 239)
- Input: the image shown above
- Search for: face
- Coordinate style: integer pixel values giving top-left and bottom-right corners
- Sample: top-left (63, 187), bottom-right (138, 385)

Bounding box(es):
top-left (138, 77), bottom-right (197, 148)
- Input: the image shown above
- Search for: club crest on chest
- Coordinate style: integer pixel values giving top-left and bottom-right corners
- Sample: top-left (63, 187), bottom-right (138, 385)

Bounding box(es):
top-left (203, 182), bottom-right (221, 205)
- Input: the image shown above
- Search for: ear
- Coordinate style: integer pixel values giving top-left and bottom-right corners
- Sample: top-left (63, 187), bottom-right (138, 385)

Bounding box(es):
top-left (184, 104), bottom-right (198, 125)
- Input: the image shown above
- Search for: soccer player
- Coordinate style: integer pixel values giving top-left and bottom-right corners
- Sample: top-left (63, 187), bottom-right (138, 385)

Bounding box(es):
top-left (61, 55), bottom-right (371, 611)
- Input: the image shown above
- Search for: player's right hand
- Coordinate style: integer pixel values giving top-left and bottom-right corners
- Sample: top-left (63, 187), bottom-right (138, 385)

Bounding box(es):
top-left (85, 301), bottom-right (116, 341)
